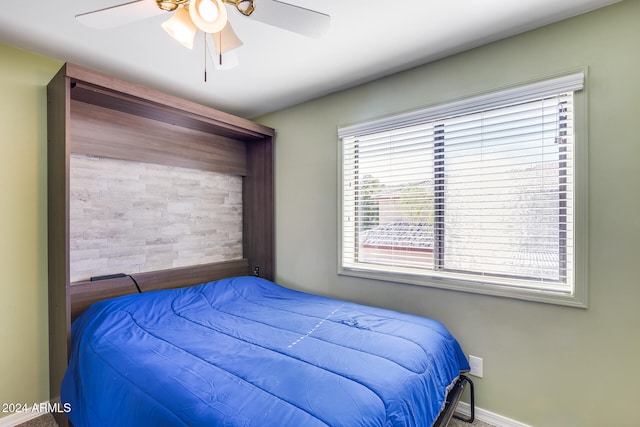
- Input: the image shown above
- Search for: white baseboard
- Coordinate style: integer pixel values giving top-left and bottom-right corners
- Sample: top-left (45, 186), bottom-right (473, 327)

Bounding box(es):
top-left (456, 402), bottom-right (532, 427)
top-left (0, 404), bottom-right (45, 427)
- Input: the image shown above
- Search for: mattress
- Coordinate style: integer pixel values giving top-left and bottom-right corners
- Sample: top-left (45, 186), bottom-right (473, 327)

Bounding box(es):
top-left (61, 276), bottom-right (470, 426)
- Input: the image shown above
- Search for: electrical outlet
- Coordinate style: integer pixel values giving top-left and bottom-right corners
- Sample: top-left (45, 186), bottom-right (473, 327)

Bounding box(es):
top-left (469, 355), bottom-right (483, 378)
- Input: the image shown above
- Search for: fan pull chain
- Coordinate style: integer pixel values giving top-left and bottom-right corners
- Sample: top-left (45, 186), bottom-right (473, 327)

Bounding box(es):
top-left (218, 30), bottom-right (223, 66)
top-left (204, 32), bottom-right (207, 82)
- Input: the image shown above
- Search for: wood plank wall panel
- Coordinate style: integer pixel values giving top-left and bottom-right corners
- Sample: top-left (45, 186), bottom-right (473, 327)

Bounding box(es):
top-left (70, 100), bottom-right (247, 175)
top-left (69, 153), bottom-right (244, 282)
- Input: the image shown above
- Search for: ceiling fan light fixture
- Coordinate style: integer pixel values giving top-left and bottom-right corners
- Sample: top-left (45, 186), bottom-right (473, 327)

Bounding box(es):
top-left (198, 0), bottom-right (219, 21)
top-left (222, 0), bottom-right (255, 16)
top-left (189, 0), bottom-right (228, 33)
top-left (212, 21), bottom-right (243, 55)
top-left (236, 1), bottom-right (255, 16)
top-left (161, 6), bottom-right (198, 49)
top-left (156, 0), bottom-right (188, 12)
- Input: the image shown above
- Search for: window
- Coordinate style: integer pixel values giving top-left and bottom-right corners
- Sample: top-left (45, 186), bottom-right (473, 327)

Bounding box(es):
top-left (339, 73), bottom-right (587, 307)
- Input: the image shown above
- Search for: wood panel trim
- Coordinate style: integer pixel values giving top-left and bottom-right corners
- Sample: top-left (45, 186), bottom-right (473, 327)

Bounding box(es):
top-left (135, 258), bottom-right (249, 292)
top-left (70, 277), bottom-right (139, 322)
top-left (66, 64), bottom-right (275, 139)
top-left (243, 136), bottom-right (275, 280)
top-left (47, 66), bottom-right (72, 427)
top-left (70, 259), bottom-right (249, 321)
top-left (70, 100), bottom-right (247, 175)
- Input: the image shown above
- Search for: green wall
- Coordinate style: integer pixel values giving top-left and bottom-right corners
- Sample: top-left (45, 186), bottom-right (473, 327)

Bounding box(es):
top-left (258, 1), bottom-right (640, 426)
top-left (0, 44), bottom-right (62, 417)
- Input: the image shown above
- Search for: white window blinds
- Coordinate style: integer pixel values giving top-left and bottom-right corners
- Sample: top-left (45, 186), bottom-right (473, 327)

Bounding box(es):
top-left (340, 73), bottom-right (584, 303)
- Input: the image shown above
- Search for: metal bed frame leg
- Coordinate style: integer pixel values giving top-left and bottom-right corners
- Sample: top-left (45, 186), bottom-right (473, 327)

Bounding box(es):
top-left (452, 374), bottom-right (475, 424)
top-left (433, 374), bottom-right (475, 427)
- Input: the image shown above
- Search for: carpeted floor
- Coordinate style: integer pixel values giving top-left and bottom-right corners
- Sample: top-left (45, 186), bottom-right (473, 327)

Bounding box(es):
top-left (15, 413), bottom-right (58, 427)
top-left (19, 413), bottom-right (496, 427)
top-left (449, 416), bottom-right (495, 427)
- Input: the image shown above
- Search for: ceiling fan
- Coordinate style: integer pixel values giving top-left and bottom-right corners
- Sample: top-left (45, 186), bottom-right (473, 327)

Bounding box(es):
top-left (76, 0), bottom-right (330, 70)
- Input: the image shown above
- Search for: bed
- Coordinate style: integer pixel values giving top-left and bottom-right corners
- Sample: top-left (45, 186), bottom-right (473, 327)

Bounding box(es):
top-left (61, 276), bottom-right (471, 427)
top-left (48, 64), bottom-right (473, 426)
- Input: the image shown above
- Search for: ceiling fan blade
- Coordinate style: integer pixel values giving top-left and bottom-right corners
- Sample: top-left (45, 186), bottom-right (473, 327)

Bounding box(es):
top-left (76, 0), bottom-right (165, 29)
top-left (248, 0), bottom-right (330, 38)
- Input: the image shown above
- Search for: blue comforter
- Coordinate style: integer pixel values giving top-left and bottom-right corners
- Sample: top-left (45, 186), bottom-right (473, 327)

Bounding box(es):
top-left (62, 276), bottom-right (469, 426)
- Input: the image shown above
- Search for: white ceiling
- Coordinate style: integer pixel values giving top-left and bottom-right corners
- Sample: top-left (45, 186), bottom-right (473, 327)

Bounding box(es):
top-left (0, 0), bottom-right (620, 118)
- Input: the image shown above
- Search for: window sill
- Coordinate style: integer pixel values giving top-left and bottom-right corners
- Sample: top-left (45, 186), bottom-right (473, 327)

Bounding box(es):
top-left (338, 266), bottom-right (588, 308)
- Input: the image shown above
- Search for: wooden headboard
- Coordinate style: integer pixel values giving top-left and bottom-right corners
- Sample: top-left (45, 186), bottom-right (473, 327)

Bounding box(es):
top-left (47, 63), bottom-right (275, 426)
top-left (69, 259), bottom-right (250, 321)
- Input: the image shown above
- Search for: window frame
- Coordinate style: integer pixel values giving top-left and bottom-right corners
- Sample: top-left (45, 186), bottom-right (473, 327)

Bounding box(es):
top-left (338, 71), bottom-right (588, 308)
